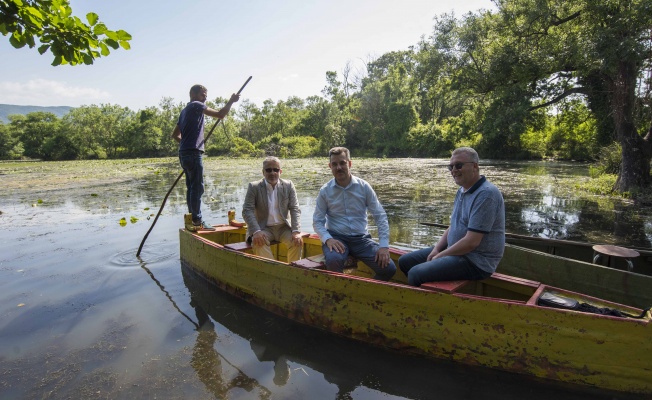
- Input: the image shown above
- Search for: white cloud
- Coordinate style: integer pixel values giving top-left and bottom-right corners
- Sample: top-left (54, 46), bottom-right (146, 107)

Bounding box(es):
top-left (0, 79), bottom-right (111, 106)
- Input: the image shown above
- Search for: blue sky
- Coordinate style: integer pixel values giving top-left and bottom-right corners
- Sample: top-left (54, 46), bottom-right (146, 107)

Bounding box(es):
top-left (0, 0), bottom-right (494, 111)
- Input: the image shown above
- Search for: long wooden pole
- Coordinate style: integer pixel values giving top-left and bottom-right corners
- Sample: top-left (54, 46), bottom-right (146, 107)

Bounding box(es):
top-left (136, 76), bottom-right (252, 256)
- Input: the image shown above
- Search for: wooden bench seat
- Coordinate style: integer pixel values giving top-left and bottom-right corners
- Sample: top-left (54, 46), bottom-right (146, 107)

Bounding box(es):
top-left (420, 280), bottom-right (470, 293)
top-left (420, 273), bottom-right (541, 294)
top-left (292, 257), bottom-right (326, 270)
top-left (224, 240), bottom-right (279, 252)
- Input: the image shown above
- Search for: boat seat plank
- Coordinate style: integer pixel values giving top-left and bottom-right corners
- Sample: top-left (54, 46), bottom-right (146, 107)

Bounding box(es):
top-left (292, 254), bottom-right (326, 270)
top-left (420, 280), bottom-right (469, 293)
top-left (419, 273), bottom-right (540, 294)
top-left (225, 240), bottom-right (279, 252)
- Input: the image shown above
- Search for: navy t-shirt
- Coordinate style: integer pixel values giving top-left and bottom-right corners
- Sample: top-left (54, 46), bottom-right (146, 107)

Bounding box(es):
top-left (177, 101), bottom-right (207, 152)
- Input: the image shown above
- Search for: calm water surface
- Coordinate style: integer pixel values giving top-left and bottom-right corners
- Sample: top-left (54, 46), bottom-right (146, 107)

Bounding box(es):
top-left (0, 158), bottom-right (647, 399)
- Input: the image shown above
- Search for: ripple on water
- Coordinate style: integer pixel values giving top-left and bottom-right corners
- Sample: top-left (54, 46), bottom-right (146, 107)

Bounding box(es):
top-left (109, 243), bottom-right (176, 268)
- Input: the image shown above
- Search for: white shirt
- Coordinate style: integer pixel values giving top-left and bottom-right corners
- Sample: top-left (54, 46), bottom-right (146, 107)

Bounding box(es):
top-left (265, 180), bottom-right (285, 226)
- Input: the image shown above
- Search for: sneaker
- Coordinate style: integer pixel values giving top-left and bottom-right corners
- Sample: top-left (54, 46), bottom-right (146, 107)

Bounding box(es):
top-left (193, 220), bottom-right (216, 231)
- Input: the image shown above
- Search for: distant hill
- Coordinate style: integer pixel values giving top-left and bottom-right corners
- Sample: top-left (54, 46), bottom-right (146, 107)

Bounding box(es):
top-left (0, 104), bottom-right (73, 123)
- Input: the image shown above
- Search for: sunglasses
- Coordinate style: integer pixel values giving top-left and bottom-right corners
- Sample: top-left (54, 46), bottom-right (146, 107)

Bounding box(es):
top-left (264, 168), bottom-right (280, 173)
top-left (447, 162), bottom-right (475, 171)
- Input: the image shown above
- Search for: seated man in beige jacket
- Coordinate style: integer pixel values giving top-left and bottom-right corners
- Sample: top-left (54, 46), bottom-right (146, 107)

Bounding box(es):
top-left (242, 157), bottom-right (303, 262)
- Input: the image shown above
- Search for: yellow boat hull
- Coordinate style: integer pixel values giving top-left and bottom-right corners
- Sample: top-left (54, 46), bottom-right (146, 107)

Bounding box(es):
top-left (179, 227), bottom-right (652, 394)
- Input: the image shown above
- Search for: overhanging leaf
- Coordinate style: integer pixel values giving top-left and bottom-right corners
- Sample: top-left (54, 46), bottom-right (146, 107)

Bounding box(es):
top-left (86, 12), bottom-right (98, 26)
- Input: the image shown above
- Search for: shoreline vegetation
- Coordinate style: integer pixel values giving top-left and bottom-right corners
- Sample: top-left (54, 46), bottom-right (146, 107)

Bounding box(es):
top-left (2, 1), bottom-right (650, 195)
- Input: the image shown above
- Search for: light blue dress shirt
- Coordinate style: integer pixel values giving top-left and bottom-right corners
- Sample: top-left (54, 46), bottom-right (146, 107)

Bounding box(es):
top-left (312, 175), bottom-right (391, 248)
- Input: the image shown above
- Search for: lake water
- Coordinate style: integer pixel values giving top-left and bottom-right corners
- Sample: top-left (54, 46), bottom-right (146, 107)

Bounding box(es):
top-left (0, 157), bottom-right (647, 399)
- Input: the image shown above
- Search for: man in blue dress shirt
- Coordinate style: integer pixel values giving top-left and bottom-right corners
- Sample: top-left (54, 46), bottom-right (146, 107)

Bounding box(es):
top-left (313, 147), bottom-right (396, 281)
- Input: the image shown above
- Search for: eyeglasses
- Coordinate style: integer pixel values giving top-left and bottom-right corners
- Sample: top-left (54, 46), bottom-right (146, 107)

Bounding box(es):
top-left (447, 162), bottom-right (475, 171)
top-left (264, 168), bottom-right (280, 173)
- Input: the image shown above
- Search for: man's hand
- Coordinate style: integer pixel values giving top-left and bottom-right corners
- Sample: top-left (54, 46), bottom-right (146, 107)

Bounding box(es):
top-left (291, 232), bottom-right (303, 247)
top-left (325, 238), bottom-right (345, 253)
top-left (427, 247), bottom-right (441, 261)
top-left (375, 247), bottom-right (391, 268)
top-left (252, 231), bottom-right (270, 247)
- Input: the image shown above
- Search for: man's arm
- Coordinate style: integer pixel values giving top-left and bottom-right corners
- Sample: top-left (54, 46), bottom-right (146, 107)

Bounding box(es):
top-left (364, 183), bottom-right (390, 248)
top-left (242, 183), bottom-right (261, 233)
top-left (287, 181), bottom-right (301, 232)
top-left (426, 228), bottom-right (449, 260)
top-left (204, 93), bottom-right (240, 119)
top-left (431, 230), bottom-right (484, 260)
top-left (312, 189), bottom-right (331, 243)
top-left (171, 125), bottom-right (181, 143)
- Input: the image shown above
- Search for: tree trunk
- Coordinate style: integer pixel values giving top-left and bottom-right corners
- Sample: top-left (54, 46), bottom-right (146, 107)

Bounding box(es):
top-left (611, 60), bottom-right (652, 192)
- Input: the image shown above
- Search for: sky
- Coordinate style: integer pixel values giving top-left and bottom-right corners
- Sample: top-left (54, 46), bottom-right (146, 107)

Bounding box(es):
top-left (0, 0), bottom-right (495, 111)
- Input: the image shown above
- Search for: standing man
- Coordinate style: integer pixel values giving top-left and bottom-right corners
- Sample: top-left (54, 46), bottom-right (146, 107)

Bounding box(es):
top-left (399, 147), bottom-right (505, 286)
top-left (172, 84), bottom-right (239, 231)
top-left (313, 147), bottom-right (396, 281)
top-left (242, 157), bottom-right (303, 262)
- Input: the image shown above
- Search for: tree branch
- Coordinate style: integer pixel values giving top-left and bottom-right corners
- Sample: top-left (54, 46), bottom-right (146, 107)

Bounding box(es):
top-left (529, 87), bottom-right (588, 111)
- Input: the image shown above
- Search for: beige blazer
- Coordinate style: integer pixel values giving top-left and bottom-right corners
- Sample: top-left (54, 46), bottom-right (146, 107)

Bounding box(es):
top-left (242, 178), bottom-right (301, 241)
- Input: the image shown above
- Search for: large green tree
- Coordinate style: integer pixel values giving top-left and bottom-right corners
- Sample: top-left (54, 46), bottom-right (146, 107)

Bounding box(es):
top-left (447, 0), bottom-right (652, 192)
top-left (0, 0), bottom-right (131, 65)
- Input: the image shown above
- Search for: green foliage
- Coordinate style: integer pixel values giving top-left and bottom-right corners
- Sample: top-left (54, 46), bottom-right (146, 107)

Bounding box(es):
top-left (9, 111), bottom-right (60, 159)
top-left (406, 122), bottom-right (454, 157)
top-left (229, 137), bottom-right (259, 158)
top-left (575, 173), bottom-right (618, 196)
top-left (0, 0), bottom-right (131, 65)
top-left (593, 142), bottom-right (622, 175)
top-left (0, 121), bottom-right (23, 159)
top-left (521, 102), bottom-right (599, 160)
top-left (278, 136), bottom-right (320, 158)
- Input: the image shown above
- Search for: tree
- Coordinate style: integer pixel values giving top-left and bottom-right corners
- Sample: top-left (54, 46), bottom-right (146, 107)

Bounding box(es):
top-left (499, 0), bottom-right (652, 191)
top-left (0, 0), bottom-right (131, 65)
top-left (9, 111), bottom-right (60, 159)
top-left (447, 0), bottom-right (652, 191)
top-left (0, 121), bottom-right (23, 159)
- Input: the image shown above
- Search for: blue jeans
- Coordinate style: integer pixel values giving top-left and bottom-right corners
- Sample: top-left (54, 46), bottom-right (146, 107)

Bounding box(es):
top-left (179, 150), bottom-right (204, 224)
top-left (322, 232), bottom-right (396, 281)
top-left (398, 246), bottom-right (491, 286)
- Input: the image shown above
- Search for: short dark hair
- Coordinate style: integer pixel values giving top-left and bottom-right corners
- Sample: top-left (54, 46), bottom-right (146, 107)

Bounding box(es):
top-left (189, 84), bottom-right (207, 96)
top-left (328, 147), bottom-right (350, 161)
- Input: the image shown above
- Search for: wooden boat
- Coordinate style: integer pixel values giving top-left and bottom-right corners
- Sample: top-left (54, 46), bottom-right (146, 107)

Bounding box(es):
top-left (420, 222), bottom-right (652, 276)
top-left (179, 225), bottom-right (652, 394)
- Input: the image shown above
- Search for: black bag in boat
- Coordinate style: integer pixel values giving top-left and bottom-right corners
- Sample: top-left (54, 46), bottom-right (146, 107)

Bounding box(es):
top-left (538, 292), bottom-right (579, 310)
top-left (537, 292), bottom-right (650, 319)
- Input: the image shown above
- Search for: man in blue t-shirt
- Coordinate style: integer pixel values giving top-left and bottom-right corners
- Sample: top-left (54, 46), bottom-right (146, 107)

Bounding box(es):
top-left (171, 84), bottom-right (239, 231)
top-left (398, 147), bottom-right (505, 286)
